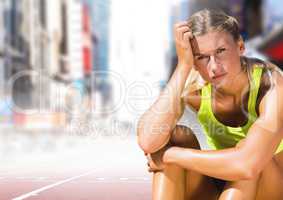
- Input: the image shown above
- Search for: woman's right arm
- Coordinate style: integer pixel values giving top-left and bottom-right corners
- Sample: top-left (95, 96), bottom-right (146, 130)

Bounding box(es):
top-left (137, 22), bottom-right (195, 153)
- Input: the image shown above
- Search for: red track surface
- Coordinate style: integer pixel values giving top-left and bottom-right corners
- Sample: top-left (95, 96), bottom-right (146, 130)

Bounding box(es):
top-left (0, 136), bottom-right (151, 200)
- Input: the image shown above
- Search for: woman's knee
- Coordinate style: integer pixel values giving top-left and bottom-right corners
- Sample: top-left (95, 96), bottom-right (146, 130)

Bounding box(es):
top-left (219, 177), bottom-right (259, 200)
top-left (218, 188), bottom-right (244, 200)
top-left (170, 125), bottom-right (200, 149)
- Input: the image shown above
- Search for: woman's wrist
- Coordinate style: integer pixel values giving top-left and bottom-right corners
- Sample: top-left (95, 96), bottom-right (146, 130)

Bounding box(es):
top-left (163, 146), bottom-right (182, 164)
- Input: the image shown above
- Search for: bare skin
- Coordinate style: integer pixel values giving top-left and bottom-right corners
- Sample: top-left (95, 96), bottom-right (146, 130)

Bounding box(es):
top-left (137, 21), bottom-right (283, 200)
top-left (150, 126), bottom-right (220, 200)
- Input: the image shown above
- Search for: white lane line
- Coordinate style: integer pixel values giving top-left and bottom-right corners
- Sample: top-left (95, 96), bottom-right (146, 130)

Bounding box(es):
top-left (36, 177), bottom-right (49, 180)
top-left (12, 170), bottom-right (97, 200)
top-left (96, 177), bottom-right (105, 181)
top-left (119, 177), bottom-right (129, 181)
top-left (16, 177), bottom-right (28, 179)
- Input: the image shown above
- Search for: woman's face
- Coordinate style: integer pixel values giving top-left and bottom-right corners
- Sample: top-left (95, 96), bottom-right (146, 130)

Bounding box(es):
top-left (192, 31), bottom-right (245, 88)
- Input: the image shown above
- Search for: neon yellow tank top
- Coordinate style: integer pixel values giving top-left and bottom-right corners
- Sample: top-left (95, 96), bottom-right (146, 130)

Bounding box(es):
top-left (197, 66), bottom-right (283, 154)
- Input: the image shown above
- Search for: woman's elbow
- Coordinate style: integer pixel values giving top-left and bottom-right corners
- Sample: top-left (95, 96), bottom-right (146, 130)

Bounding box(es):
top-left (137, 118), bottom-right (170, 153)
top-left (137, 134), bottom-right (151, 153)
top-left (137, 132), bottom-right (164, 153)
top-left (137, 128), bottom-right (170, 153)
top-left (137, 126), bottom-right (155, 153)
top-left (138, 141), bottom-right (153, 154)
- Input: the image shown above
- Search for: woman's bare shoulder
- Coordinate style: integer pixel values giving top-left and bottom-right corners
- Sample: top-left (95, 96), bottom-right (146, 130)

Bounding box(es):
top-left (254, 58), bottom-right (283, 85)
top-left (247, 56), bottom-right (282, 73)
top-left (257, 62), bottom-right (283, 122)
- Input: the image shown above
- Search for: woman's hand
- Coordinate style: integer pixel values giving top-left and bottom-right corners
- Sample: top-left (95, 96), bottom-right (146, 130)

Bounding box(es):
top-left (174, 21), bottom-right (194, 68)
top-left (145, 143), bottom-right (171, 172)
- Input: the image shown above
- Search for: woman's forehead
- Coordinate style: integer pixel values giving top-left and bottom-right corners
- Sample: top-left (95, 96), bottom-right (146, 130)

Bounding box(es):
top-left (193, 31), bottom-right (235, 54)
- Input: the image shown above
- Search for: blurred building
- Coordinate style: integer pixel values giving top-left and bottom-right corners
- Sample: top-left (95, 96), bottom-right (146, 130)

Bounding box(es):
top-left (64, 0), bottom-right (84, 80)
top-left (23, 0), bottom-right (59, 109)
top-left (88, 0), bottom-right (110, 74)
top-left (0, 0), bottom-right (94, 128)
top-left (44, 0), bottom-right (89, 123)
top-left (0, 0), bottom-right (6, 97)
top-left (259, 0), bottom-right (283, 66)
top-left (82, 4), bottom-right (93, 78)
top-left (109, 0), bottom-right (170, 122)
top-left (1, 0), bottom-right (32, 110)
top-left (81, 2), bottom-right (94, 98)
top-left (0, 0), bottom-right (60, 110)
top-left (83, 0), bottom-right (112, 116)
top-left (0, 0), bottom-right (14, 126)
top-left (262, 0), bottom-right (283, 34)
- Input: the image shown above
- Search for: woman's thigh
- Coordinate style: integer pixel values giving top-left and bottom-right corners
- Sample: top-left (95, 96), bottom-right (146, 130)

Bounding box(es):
top-left (152, 165), bottom-right (219, 200)
top-left (152, 125), bottom-right (219, 200)
top-left (256, 151), bottom-right (283, 200)
top-left (218, 151), bottom-right (283, 200)
top-left (185, 171), bottom-right (219, 200)
top-left (218, 177), bottom-right (259, 200)
top-left (173, 126), bottom-right (219, 199)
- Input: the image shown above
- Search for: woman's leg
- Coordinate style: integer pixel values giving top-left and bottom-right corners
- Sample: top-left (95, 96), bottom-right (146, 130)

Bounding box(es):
top-left (152, 164), bottom-right (186, 200)
top-left (256, 151), bottom-right (283, 200)
top-left (218, 151), bottom-right (283, 200)
top-left (218, 177), bottom-right (259, 200)
top-left (152, 125), bottom-right (219, 200)
top-left (185, 170), bottom-right (220, 200)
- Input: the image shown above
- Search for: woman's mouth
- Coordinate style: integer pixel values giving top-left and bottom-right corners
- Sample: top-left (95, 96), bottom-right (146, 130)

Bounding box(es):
top-left (212, 73), bottom-right (227, 81)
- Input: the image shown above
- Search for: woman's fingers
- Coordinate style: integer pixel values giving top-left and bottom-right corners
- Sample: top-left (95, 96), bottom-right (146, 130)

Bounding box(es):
top-left (174, 21), bottom-right (193, 50)
top-left (147, 162), bottom-right (163, 173)
top-left (183, 30), bottom-right (192, 43)
top-left (183, 31), bottom-right (193, 49)
top-left (146, 155), bottom-right (164, 173)
top-left (148, 168), bottom-right (162, 173)
top-left (174, 21), bottom-right (195, 67)
top-left (174, 21), bottom-right (188, 29)
top-left (175, 27), bottom-right (190, 45)
top-left (176, 26), bottom-right (190, 41)
top-left (183, 31), bottom-right (194, 60)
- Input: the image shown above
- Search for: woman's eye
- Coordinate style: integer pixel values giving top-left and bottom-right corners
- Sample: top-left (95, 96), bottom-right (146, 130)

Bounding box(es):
top-left (216, 48), bottom-right (226, 54)
top-left (196, 56), bottom-right (207, 60)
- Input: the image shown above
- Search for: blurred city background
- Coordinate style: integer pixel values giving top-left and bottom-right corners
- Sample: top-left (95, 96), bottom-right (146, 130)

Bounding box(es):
top-left (0, 0), bottom-right (282, 199)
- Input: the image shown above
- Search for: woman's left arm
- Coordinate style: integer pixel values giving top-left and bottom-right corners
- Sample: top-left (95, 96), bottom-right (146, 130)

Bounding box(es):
top-left (162, 73), bottom-right (283, 181)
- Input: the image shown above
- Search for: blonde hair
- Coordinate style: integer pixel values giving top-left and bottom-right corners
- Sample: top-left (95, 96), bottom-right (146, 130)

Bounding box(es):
top-left (181, 68), bottom-right (206, 97)
top-left (181, 9), bottom-right (242, 97)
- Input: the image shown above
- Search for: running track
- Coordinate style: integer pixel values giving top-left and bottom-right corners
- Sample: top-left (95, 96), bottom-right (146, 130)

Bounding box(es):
top-left (0, 135), bottom-right (151, 200)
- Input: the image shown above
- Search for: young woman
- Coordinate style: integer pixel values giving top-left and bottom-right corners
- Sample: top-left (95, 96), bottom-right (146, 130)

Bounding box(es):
top-left (137, 9), bottom-right (283, 200)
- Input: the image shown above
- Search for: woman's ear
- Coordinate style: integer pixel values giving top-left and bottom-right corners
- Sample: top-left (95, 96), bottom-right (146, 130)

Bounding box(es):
top-left (238, 36), bottom-right (245, 55)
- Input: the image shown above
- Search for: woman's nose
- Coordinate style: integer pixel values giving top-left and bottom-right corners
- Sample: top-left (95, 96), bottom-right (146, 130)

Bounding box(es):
top-left (208, 56), bottom-right (220, 75)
